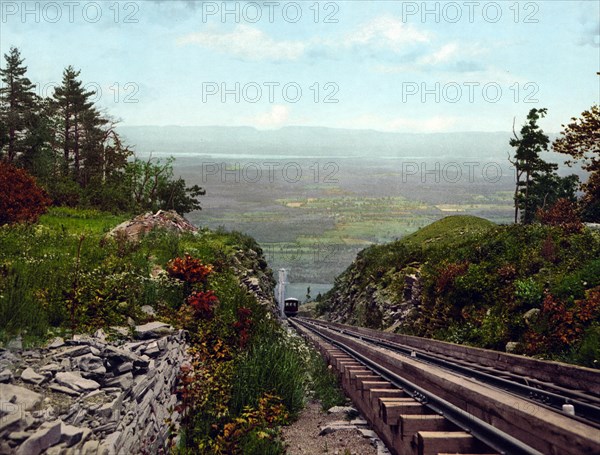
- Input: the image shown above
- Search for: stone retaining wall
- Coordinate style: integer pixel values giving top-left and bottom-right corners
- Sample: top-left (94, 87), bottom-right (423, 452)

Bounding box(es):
top-left (0, 322), bottom-right (188, 454)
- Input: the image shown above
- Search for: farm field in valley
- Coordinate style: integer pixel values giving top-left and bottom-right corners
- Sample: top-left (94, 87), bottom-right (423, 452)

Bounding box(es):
top-left (178, 156), bottom-right (516, 290)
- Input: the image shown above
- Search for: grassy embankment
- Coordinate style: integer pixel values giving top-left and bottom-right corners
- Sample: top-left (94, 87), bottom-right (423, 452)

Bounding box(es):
top-left (318, 215), bottom-right (600, 367)
top-left (0, 207), bottom-right (345, 453)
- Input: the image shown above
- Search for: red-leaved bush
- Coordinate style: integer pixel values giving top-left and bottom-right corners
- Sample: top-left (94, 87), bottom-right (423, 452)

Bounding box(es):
top-left (435, 261), bottom-right (469, 293)
top-left (167, 254), bottom-right (213, 285)
top-left (186, 290), bottom-right (219, 318)
top-left (232, 307), bottom-right (253, 348)
top-left (524, 287), bottom-right (600, 354)
top-left (536, 198), bottom-right (584, 234)
top-left (0, 162), bottom-right (51, 225)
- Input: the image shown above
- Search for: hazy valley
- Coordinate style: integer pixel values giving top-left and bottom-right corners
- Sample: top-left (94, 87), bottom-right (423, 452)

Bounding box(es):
top-left (120, 125), bottom-right (583, 296)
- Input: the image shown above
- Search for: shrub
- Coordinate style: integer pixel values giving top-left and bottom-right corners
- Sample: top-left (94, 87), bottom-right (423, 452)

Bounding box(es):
top-left (537, 198), bottom-right (584, 234)
top-left (0, 162), bottom-right (51, 225)
top-left (524, 288), bottom-right (600, 355)
top-left (435, 261), bottom-right (469, 294)
top-left (551, 259), bottom-right (600, 302)
top-left (187, 290), bottom-right (219, 319)
top-left (514, 277), bottom-right (543, 309)
top-left (44, 176), bottom-right (81, 208)
top-left (232, 307), bottom-right (253, 348)
top-left (570, 324), bottom-right (600, 368)
top-left (213, 393), bottom-right (288, 455)
top-left (167, 255), bottom-right (213, 287)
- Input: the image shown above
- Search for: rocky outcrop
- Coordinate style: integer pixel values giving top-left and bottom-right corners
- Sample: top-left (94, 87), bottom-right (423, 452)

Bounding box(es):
top-left (231, 246), bottom-right (277, 308)
top-left (323, 262), bottom-right (422, 331)
top-left (0, 323), bottom-right (188, 454)
top-left (108, 210), bottom-right (197, 241)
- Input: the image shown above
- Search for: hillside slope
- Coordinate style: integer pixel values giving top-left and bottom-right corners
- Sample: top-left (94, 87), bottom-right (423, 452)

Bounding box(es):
top-left (317, 216), bottom-right (600, 366)
top-left (0, 208), bottom-right (276, 346)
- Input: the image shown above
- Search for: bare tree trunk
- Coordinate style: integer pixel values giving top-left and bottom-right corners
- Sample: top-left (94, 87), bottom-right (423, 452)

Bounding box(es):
top-left (524, 170), bottom-right (531, 223)
top-left (7, 126), bottom-right (15, 162)
top-left (74, 118), bottom-right (80, 183)
top-left (63, 110), bottom-right (70, 175)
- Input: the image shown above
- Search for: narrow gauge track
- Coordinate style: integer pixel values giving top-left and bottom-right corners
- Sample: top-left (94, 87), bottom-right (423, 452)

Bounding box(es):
top-left (290, 317), bottom-right (600, 455)
top-left (300, 317), bottom-right (600, 428)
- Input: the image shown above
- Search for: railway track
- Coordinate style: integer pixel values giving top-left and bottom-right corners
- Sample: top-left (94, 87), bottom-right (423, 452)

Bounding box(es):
top-left (289, 317), bottom-right (600, 455)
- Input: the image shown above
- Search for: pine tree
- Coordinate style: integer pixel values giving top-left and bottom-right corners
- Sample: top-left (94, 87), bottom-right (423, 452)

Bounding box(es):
top-left (79, 106), bottom-right (109, 187)
top-left (509, 108), bottom-right (558, 223)
top-left (0, 47), bottom-right (37, 163)
top-left (52, 66), bottom-right (95, 181)
top-left (52, 67), bottom-right (132, 191)
top-left (80, 112), bottom-right (132, 188)
top-left (0, 50), bottom-right (201, 214)
top-left (19, 97), bottom-right (55, 180)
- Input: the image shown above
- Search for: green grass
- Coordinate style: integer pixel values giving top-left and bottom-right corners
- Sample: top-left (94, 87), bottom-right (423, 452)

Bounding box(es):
top-left (307, 349), bottom-right (346, 410)
top-left (0, 208), bottom-right (267, 346)
top-left (320, 214), bottom-right (600, 366)
top-left (230, 328), bottom-right (307, 419)
top-left (401, 215), bottom-right (496, 248)
top-left (39, 207), bottom-right (129, 234)
top-left (263, 199), bottom-right (500, 283)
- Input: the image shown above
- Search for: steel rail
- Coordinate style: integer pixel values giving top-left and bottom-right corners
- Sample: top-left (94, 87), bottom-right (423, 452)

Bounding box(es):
top-left (300, 318), bottom-right (600, 427)
top-left (291, 318), bottom-right (543, 455)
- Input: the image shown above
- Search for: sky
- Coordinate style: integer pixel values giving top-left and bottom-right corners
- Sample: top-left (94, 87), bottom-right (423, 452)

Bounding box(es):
top-left (1, 0), bottom-right (599, 133)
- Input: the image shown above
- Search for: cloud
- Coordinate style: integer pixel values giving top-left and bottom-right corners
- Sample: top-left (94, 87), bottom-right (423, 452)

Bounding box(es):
top-left (344, 16), bottom-right (430, 52)
top-left (175, 14), bottom-right (429, 63)
top-left (375, 42), bottom-right (485, 73)
top-left (248, 105), bottom-right (290, 129)
top-left (577, 1), bottom-right (600, 47)
top-left (418, 43), bottom-right (460, 66)
top-left (578, 18), bottom-right (600, 47)
top-left (177, 25), bottom-right (306, 61)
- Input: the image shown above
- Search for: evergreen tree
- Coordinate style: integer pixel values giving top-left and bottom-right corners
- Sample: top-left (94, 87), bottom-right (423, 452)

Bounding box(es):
top-left (509, 108), bottom-right (557, 223)
top-left (0, 49), bottom-right (202, 214)
top-left (19, 97), bottom-right (56, 180)
top-left (0, 47), bottom-right (37, 163)
top-left (78, 106), bottom-right (108, 187)
top-left (82, 115), bottom-right (132, 190)
top-left (0, 114), bottom-right (9, 152)
top-left (529, 173), bottom-right (579, 216)
top-left (52, 66), bottom-right (95, 181)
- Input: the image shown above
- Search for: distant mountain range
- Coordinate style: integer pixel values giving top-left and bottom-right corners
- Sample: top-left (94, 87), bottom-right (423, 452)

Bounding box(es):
top-left (117, 125), bottom-right (563, 161)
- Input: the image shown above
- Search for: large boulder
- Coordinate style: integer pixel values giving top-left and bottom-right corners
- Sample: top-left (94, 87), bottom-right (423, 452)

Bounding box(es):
top-left (0, 384), bottom-right (43, 411)
top-left (54, 372), bottom-right (100, 393)
top-left (108, 210), bottom-right (197, 241)
top-left (134, 322), bottom-right (174, 340)
top-left (16, 420), bottom-right (61, 455)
